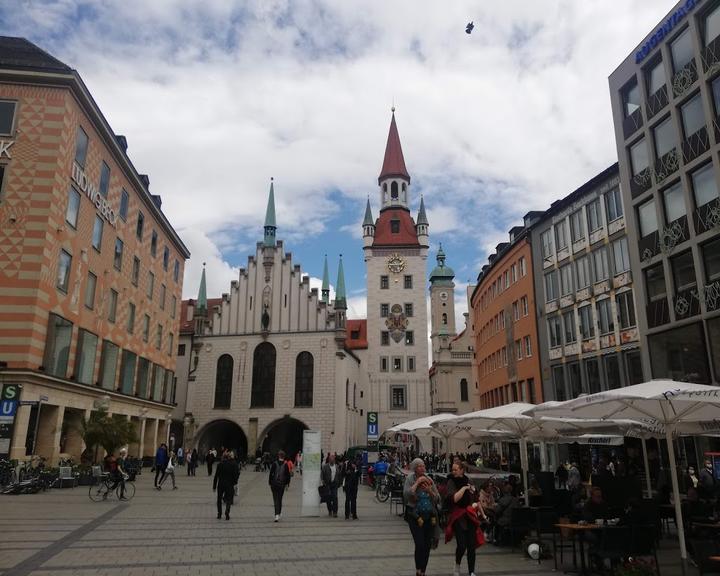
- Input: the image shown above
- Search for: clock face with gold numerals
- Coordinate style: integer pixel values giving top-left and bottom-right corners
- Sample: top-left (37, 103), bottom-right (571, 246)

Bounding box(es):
top-left (387, 253), bottom-right (406, 274)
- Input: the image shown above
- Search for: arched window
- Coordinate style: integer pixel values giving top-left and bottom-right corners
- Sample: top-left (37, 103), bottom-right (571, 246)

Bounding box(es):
top-left (251, 342), bottom-right (276, 407)
top-left (294, 351), bottom-right (313, 407)
top-left (391, 181), bottom-right (399, 199)
top-left (442, 313), bottom-right (448, 325)
top-left (460, 378), bottom-right (469, 402)
top-left (214, 354), bottom-right (233, 408)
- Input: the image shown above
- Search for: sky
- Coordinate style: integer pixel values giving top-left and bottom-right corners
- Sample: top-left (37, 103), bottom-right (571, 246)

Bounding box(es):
top-left (2, 0), bottom-right (673, 326)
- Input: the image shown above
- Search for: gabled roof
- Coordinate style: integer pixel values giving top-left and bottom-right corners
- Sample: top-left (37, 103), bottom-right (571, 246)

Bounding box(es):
top-left (378, 112), bottom-right (410, 184)
top-left (372, 208), bottom-right (419, 247)
top-left (345, 319), bottom-right (368, 350)
top-left (0, 36), bottom-right (71, 73)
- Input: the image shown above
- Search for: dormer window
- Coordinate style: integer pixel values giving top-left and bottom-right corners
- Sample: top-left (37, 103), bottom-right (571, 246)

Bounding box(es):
top-left (391, 181), bottom-right (399, 200)
top-left (390, 219), bottom-right (400, 233)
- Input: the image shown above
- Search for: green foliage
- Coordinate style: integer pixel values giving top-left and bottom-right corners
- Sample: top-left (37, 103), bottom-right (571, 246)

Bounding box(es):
top-left (78, 408), bottom-right (138, 459)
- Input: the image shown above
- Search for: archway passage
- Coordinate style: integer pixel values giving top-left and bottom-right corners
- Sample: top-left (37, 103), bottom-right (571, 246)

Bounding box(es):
top-left (196, 419), bottom-right (248, 460)
top-left (260, 417), bottom-right (308, 459)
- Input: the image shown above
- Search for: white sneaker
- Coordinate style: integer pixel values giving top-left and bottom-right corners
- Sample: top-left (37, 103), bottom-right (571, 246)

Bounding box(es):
top-left (470, 573), bottom-right (476, 576)
top-left (274, 514), bottom-right (279, 522)
top-left (453, 564), bottom-right (460, 576)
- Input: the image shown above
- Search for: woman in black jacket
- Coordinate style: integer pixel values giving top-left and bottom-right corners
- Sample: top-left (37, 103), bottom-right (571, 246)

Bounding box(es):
top-left (213, 450), bottom-right (240, 520)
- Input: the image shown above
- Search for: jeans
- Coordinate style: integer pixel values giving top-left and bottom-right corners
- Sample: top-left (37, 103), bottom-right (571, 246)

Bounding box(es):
top-left (160, 469), bottom-right (176, 488)
top-left (344, 486), bottom-right (358, 518)
top-left (154, 466), bottom-right (164, 486)
top-left (271, 485), bottom-right (285, 515)
top-left (326, 484), bottom-right (338, 515)
top-left (454, 523), bottom-right (476, 573)
top-left (408, 518), bottom-right (434, 572)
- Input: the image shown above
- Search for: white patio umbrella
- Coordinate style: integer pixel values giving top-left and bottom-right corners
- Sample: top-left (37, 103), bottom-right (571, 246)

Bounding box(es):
top-left (526, 380), bottom-right (720, 570)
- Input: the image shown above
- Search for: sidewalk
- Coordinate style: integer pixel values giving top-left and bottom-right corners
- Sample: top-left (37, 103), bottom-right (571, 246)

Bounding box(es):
top-left (0, 467), bottom-right (698, 576)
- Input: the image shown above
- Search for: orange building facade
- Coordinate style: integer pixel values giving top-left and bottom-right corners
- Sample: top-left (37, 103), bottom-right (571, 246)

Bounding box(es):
top-left (0, 38), bottom-right (190, 463)
top-left (471, 227), bottom-right (542, 409)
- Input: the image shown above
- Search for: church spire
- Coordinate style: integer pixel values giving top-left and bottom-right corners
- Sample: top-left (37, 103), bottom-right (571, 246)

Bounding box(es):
top-left (197, 262), bottom-right (207, 312)
top-left (378, 109), bottom-right (410, 184)
top-left (417, 195), bottom-right (428, 225)
top-left (363, 197), bottom-right (374, 226)
top-left (334, 254), bottom-right (347, 310)
top-left (321, 254), bottom-right (330, 304)
top-left (263, 178), bottom-right (277, 247)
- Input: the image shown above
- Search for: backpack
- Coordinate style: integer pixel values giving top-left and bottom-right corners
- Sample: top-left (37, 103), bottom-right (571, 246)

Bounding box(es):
top-left (415, 490), bottom-right (434, 518)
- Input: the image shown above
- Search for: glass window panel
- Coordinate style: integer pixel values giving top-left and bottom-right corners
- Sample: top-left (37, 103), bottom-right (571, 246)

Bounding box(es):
top-left (66, 187), bottom-right (80, 227)
top-left (586, 359), bottom-right (601, 394)
top-left (113, 238), bottom-right (123, 270)
top-left (647, 60), bottom-right (666, 95)
top-left (57, 250), bottom-right (71, 292)
top-left (544, 271), bottom-right (558, 302)
top-left (713, 76), bottom-right (720, 116)
top-left (98, 162), bottom-right (110, 198)
top-left (120, 350), bottom-right (137, 394)
top-left (74, 126), bottom-right (89, 167)
top-left (605, 355), bottom-right (622, 390)
top-left (681, 94), bottom-right (705, 138)
top-left (553, 366), bottom-right (567, 402)
top-left (702, 237), bottom-right (720, 282)
top-left (671, 28), bottom-right (694, 72)
top-left (597, 299), bottom-right (615, 334)
top-left (654, 117), bottom-right (676, 158)
top-left (127, 302), bottom-right (135, 333)
top-left (645, 263), bottom-right (667, 300)
top-left (663, 183), bottom-right (686, 223)
top-left (136, 212), bottom-right (144, 240)
top-left (108, 289), bottom-right (118, 323)
top-left (649, 322), bottom-right (710, 383)
top-left (99, 340), bottom-right (119, 390)
top-left (617, 290), bottom-right (637, 329)
top-left (605, 188), bottom-right (624, 222)
top-left (579, 305), bottom-right (595, 339)
top-left (706, 4), bottom-right (720, 45)
top-left (630, 139), bottom-right (649, 175)
top-left (541, 229), bottom-right (553, 259)
top-left (691, 163), bottom-right (719, 208)
top-left (119, 189), bottom-right (129, 221)
top-left (587, 199), bottom-right (602, 232)
top-left (593, 248), bottom-right (609, 281)
top-left (555, 221), bottom-right (568, 250)
top-left (570, 210), bottom-right (585, 241)
top-left (623, 81), bottom-right (640, 117)
top-left (560, 264), bottom-right (573, 295)
top-left (548, 316), bottom-right (562, 348)
top-left (136, 358), bottom-right (150, 398)
top-left (74, 329), bottom-right (97, 385)
top-left (92, 216), bottom-right (103, 250)
top-left (84, 272), bottom-right (96, 309)
top-left (43, 314), bottom-right (72, 377)
top-left (0, 101), bottom-right (16, 134)
top-left (563, 311), bottom-right (577, 343)
top-left (613, 237), bottom-right (631, 273)
top-left (671, 251), bottom-right (697, 290)
top-left (576, 256), bottom-right (592, 288)
top-left (638, 199), bottom-right (658, 237)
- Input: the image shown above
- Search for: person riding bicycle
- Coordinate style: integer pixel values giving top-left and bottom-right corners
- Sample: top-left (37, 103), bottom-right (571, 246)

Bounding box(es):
top-left (105, 449), bottom-right (127, 500)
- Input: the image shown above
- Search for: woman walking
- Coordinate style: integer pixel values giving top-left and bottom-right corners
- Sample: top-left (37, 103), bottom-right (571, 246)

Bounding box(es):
top-left (159, 451), bottom-right (178, 490)
top-left (213, 450), bottom-right (240, 520)
top-left (445, 461), bottom-right (487, 576)
top-left (403, 458), bottom-right (440, 576)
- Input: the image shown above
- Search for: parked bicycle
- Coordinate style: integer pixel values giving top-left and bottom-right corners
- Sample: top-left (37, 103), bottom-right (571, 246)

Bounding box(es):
top-left (88, 472), bottom-right (135, 502)
top-left (376, 471), bottom-right (404, 502)
top-left (0, 459), bottom-right (18, 488)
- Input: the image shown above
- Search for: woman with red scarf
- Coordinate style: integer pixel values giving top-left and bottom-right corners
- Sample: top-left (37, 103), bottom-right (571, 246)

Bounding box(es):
top-left (445, 461), bottom-right (487, 576)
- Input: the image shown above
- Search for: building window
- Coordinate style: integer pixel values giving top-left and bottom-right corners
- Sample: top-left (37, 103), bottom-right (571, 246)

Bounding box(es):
top-left (646, 59), bottom-right (666, 97)
top-left (612, 237), bottom-right (630, 274)
top-left (66, 187), bottom-right (81, 228)
top-left (160, 284), bottom-right (166, 310)
top-left (119, 350), bottom-right (137, 394)
top-left (704, 3), bottom-right (720, 45)
top-left (703, 237), bottom-right (720, 284)
top-left (405, 331), bottom-right (414, 345)
top-left (391, 181), bottom-right (399, 199)
top-left (553, 366), bottom-right (567, 402)
top-left (43, 313), bottom-right (72, 378)
top-left (147, 272), bottom-right (154, 300)
top-left (407, 356), bottom-right (416, 372)
top-left (691, 163), bottom-right (718, 209)
top-left (649, 322), bottom-right (711, 383)
top-left (251, 342), bottom-right (276, 408)
top-left (119, 189), bottom-right (129, 221)
top-left (605, 355), bottom-right (622, 389)
top-left (520, 257), bottom-right (527, 276)
top-left (511, 264), bottom-right (517, 283)
top-left (616, 290), bottom-right (637, 329)
top-left (380, 275), bottom-right (389, 289)
top-left (548, 316), bottom-right (562, 348)
top-left (630, 138), bottom-right (650, 177)
top-left (380, 356), bottom-right (388, 372)
top-left (586, 199), bottom-right (603, 233)
top-left (57, 249), bottom-right (72, 292)
top-left (515, 339), bottom-right (523, 360)
top-left (380, 303), bottom-right (389, 317)
top-left (113, 238), bottom-right (124, 271)
top-left (605, 188), bottom-right (624, 222)
top-left (638, 199), bottom-right (658, 237)
top-left (646, 263), bottom-right (668, 302)
top-left (579, 305), bottom-right (595, 340)
top-left (654, 116), bottom-right (676, 159)
top-left (390, 219), bottom-right (400, 233)
top-left (555, 221), bottom-right (568, 251)
top-left (151, 230), bottom-right (158, 257)
top-left (597, 298), bottom-right (614, 335)
top-left (99, 340), bottom-right (119, 390)
top-left (99, 162), bottom-right (111, 198)
top-left (544, 270), bottom-right (558, 302)
top-left (171, 295), bottom-right (177, 319)
top-left (173, 260), bottom-right (180, 282)
top-left (670, 28), bottom-right (694, 73)
top-left (92, 216), bottom-right (103, 251)
top-left (671, 250), bottom-right (697, 292)
top-left (540, 229), bottom-right (554, 260)
top-left (127, 302), bottom-right (135, 334)
top-left (585, 358), bottom-right (601, 394)
top-left (442, 312), bottom-right (448, 325)
top-left (0, 100), bottom-right (15, 135)
top-left (404, 275), bottom-right (413, 289)
top-left (84, 271), bottom-right (96, 310)
top-left (460, 378), bottom-right (469, 402)
top-left (74, 329), bottom-right (98, 385)
top-left (142, 314), bottom-right (150, 342)
top-left (136, 358), bottom-right (149, 398)
top-left (570, 209), bottom-right (585, 242)
top-left (392, 357), bottom-right (403, 372)
top-left (521, 296), bottom-right (529, 316)
top-left (390, 386), bottom-right (406, 410)
top-left (178, 344), bottom-right (186, 357)
top-left (214, 354), bottom-right (233, 409)
top-left (132, 257), bottom-right (140, 286)
top-left (405, 303), bottom-right (413, 317)
top-left (622, 79), bottom-right (640, 117)
top-left (151, 365), bottom-right (165, 401)
top-left (168, 333), bottom-right (174, 356)
top-left (74, 126), bottom-right (89, 167)
top-left (663, 182), bottom-right (686, 224)
top-left (563, 310), bottom-right (577, 344)
top-left (381, 331), bottom-right (389, 345)
top-left (155, 324), bottom-right (162, 350)
top-left (681, 93), bottom-right (705, 139)
top-left (512, 301), bottom-right (519, 321)
top-left (107, 289), bottom-right (118, 323)
top-left (163, 247), bottom-right (169, 270)
top-left (136, 212), bottom-right (144, 240)
top-left (560, 264), bottom-right (573, 296)
top-left (524, 335), bottom-right (532, 356)
top-left (576, 255), bottom-right (592, 288)
top-left (295, 351), bottom-right (314, 407)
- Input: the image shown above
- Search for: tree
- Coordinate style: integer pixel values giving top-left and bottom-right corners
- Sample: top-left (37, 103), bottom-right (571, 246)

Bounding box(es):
top-left (78, 408), bottom-right (138, 461)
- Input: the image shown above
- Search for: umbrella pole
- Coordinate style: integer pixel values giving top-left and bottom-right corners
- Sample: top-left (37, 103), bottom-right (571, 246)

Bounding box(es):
top-left (665, 428), bottom-right (687, 574)
top-left (520, 437), bottom-right (530, 507)
top-left (641, 437), bottom-right (652, 498)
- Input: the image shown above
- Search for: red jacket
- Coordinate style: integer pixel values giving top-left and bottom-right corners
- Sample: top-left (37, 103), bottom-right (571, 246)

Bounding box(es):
top-left (445, 504), bottom-right (486, 548)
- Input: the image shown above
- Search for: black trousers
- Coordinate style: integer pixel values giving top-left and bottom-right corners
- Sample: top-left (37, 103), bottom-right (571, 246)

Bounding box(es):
top-left (344, 486), bottom-right (358, 518)
top-left (271, 485), bottom-right (285, 515)
top-left (216, 485), bottom-right (232, 517)
top-left (408, 518), bottom-right (434, 572)
top-left (454, 523), bottom-right (476, 573)
top-left (326, 484), bottom-right (338, 514)
top-left (207, 460), bottom-right (213, 476)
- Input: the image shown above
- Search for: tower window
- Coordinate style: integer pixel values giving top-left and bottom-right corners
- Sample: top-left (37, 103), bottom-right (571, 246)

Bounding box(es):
top-left (404, 303), bottom-right (413, 317)
top-left (390, 219), bottom-right (400, 233)
top-left (381, 303), bottom-right (389, 317)
top-left (404, 275), bottom-right (413, 289)
top-left (391, 181), bottom-right (399, 199)
top-left (381, 331), bottom-right (389, 345)
top-left (442, 313), bottom-right (448, 325)
top-left (380, 275), bottom-right (389, 289)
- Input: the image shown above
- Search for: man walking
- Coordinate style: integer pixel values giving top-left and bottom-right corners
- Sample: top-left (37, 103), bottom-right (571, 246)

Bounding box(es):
top-left (213, 450), bottom-right (240, 520)
top-left (343, 456), bottom-right (361, 520)
top-left (154, 443), bottom-right (168, 488)
top-left (206, 447), bottom-right (217, 476)
top-left (269, 450), bottom-right (291, 522)
top-left (321, 452), bottom-right (342, 518)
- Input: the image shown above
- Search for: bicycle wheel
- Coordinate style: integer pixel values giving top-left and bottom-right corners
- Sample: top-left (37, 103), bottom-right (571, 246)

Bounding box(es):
top-left (88, 481), bottom-right (110, 502)
top-left (376, 480), bottom-right (390, 502)
top-left (116, 482), bottom-right (135, 500)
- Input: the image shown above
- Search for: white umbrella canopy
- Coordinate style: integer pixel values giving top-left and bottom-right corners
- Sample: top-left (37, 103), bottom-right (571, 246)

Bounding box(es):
top-left (385, 413), bottom-right (458, 438)
top-left (526, 380), bottom-right (720, 569)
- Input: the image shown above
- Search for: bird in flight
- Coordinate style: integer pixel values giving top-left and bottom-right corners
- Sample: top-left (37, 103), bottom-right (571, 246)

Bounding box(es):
top-left (466, 21), bottom-right (474, 34)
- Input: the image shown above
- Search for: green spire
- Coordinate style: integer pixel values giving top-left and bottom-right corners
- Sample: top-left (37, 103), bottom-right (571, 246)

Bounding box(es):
top-left (429, 243), bottom-right (455, 284)
top-left (363, 197), bottom-right (374, 227)
top-left (417, 195), bottom-right (428, 226)
top-left (321, 254), bottom-right (330, 304)
top-left (197, 262), bottom-right (207, 312)
top-left (334, 254), bottom-right (347, 310)
top-left (264, 178), bottom-right (277, 247)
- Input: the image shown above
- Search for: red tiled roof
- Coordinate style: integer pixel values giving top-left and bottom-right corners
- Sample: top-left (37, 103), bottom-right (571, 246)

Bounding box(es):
top-left (345, 319), bottom-right (368, 349)
top-left (372, 208), bottom-right (419, 247)
top-left (378, 113), bottom-right (410, 184)
top-left (179, 298), bottom-right (222, 334)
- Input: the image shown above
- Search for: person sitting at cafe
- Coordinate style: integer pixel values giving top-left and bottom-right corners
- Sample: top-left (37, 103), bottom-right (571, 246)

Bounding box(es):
top-left (582, 487), bottom-right (610, 522)
top-left (493, 482), bottom-right (519, 544)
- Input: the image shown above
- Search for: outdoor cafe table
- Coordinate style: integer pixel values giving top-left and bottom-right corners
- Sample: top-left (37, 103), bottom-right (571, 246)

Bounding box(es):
top-left (555, 523), bottom-right (603, 576)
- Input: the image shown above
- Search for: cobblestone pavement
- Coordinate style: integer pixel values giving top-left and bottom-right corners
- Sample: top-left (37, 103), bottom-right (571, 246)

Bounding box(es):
top-left (0, 468), bottom-right (696, 576)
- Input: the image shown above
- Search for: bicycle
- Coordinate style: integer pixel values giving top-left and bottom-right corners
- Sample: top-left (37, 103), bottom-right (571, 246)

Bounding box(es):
top-left (88, 472), bottom-right (135, 502)
top-left (0, 459), bottom-right (18, 488)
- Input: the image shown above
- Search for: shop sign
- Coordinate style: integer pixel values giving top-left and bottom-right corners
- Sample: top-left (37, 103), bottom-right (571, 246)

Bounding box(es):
top-left (635, 0), bottom-right (699, 63)
top-left (0, 139), bottom-right (14, 159)
top-left (0, 384), bottom-right (20, 458)
top-left (367, 411), bottom-right (379, 442)
top-left (71, 163), bottom-right (117, 226)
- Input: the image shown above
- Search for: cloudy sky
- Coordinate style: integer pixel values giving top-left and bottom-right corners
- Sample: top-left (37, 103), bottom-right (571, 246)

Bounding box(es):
top-left (3, 0), bottom-right (671, 323)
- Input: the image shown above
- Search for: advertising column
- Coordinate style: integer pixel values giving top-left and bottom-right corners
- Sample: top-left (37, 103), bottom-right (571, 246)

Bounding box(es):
top-left (301, 430), bottom-right (321, 517)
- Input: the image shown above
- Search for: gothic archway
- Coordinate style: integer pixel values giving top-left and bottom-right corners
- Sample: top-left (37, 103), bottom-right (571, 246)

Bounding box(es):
top-left (259, 417), bottom-right (308, 459)
top-left (195, 419), bottom-right (248, 460)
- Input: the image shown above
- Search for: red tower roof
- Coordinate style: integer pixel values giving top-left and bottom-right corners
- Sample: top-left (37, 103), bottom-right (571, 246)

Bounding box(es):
top-left (378, 112), bottom-right (410, 184)
top-left (372, 208), bottom-right (420, 247)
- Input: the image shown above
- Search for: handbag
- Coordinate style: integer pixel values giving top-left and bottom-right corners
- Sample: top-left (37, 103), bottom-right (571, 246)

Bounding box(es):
top-left (318, 484), bottom-right (329, 503)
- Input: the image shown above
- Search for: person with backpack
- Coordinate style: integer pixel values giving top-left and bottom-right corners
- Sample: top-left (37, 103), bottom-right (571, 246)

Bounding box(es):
top-left (269, 450), bottom-right (291, 522)
top-left (403, 458), bottom-right (441, 576)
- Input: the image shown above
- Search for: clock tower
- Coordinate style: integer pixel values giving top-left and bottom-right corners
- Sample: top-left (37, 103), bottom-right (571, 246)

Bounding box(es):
top-left (363, 110), bottom-right (431, 437)
top-left (429, 244), bottom-right (457, 355)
